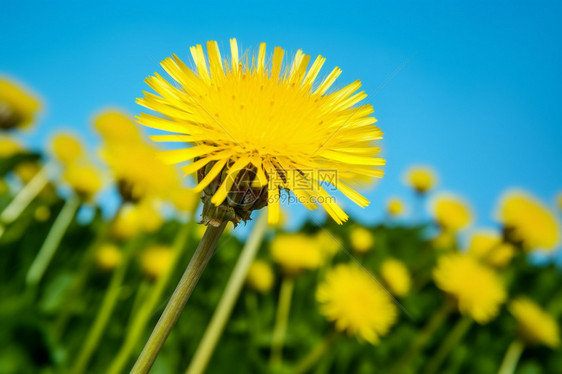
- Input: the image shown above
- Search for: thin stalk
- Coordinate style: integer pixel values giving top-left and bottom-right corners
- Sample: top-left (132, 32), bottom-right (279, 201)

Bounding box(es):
top-left (294, 330), bottom-right (339, 374)
top-left (497, 340), bottom-right (525, 374)
top-left (0, 162), bottom-right (52, 224)
top-left (71, 239), bottom-right (138, 374)
top-left (26, 194), bottom-right (81, 286)
top-left (107, 217), bottom-right (196, 374)
top-left (422, 316), bottom-right (473, 374)
top-left (131, 222), bottom-right (227, 374)
top-left (269, 276), bottom-right (295, 366)
top-left (389, 301), bottom-right (454, 374)
top-left (186, 212), bottom-right (268, 374)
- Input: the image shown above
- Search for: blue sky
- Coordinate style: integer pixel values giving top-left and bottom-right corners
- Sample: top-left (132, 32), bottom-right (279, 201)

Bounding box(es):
top-left (1, 1), bottom-right (561, 241)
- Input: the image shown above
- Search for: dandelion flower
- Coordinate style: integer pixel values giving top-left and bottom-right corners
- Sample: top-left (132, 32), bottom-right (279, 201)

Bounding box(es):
top-left (0, 78), bottom-right (41, 130)
top-left (246, 260), bottom-right (274, 293)
top-left (349, 226), bottom-right (374, 254)
top-left (34, 205), bottom-right (51, 222)
top-left (51, 133), bottom-right (84, 165)
top-left (62, 162), bottom-right (104, 200)
top-left (431, 193), bottom-right (473, 232)
top-left (468, 230), bottom-right (514, 267)
top-left (315, 230), bottom-right (341, 258)
top-left (0, 136), bottom-right (22, 158)
top-left (94, 110), bottom-right (144, 144)
top-left (380, 258), bottom-right (411, 297)
top-left (509, 297), bottom-right (560, 348)
top-left (433, 253), bottom-right (506, 323)
top-left (387, 197), bottom-right (405, 217)
top-left (498, 190), bottom-right (560, 252)
top-left (112, 200), bottom-right (164, 239)
top-left (95, 243), bottom-right (123, 271)
top-left (270, 233), bottom-right (325, 276)
top-left (317, 264), bottom-right (397, 344)
top-left (404, 166), bottom-right (437, 194)
top-left (140, 245), bottom-right (173, 279)
top-left (138, 39), bottom-right (384, 226)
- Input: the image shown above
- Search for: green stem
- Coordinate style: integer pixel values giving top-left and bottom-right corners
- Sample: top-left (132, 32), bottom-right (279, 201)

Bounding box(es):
top-left (497, 340), bottom-right (525, 374)
top-left (422, 316), bottom-right (473, 374)
top-left (130, 222), bottom-right (227, 374)
top-left (107, 217), bottom-right (196, 374)
top-left (186, 212), bottom-right (268, 374)
top-left (294, 330), bottom-right (339, 374)
top-left (269, 276), bottom-right (295, 367)
top-left (26, 194), bottom-right (81, 286)
top-left (389, 301), bottom-right (453, 374)
top-left (0, 162), bottom-right (52, 226)
top-left (70, 238), bottom-right (138, 374)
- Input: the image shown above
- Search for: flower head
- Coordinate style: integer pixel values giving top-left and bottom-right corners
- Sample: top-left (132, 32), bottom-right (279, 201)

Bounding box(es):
top-left (0, 136), bottom-right (22, 158)
top-left (380, 258), bottom-right (411, 297)
top-left (140, 245), bottom-right (173, 279)
top-left (138, 39), bottom-right (384, 225)
top-left (317, 264), bottom-right (397, 344)
top-left (315, 230), bottom-right (341, 258)
top-left (349, 226), bottom-right (374, 254)
top-left (246, 260), bottom-right (274, 293)
top-left (404, 166), bottom-right (437, 194)
top-left (431, 193), bottom-right (473, 232)
top-left (62, 161), bottom-right (104, 200)
top-left (387, 197), bottom-right (405, 217)
top-left (468, 230), bottom-right (514, 267)
top-left (0, 78), bottom-right (41, 130)
top-left (112, 200), bottom-right (164, 239)
top-left (51, 133), bottom-right (84, 165)
top-left (509, 297), bottom-right (560, 348)
top-left (433, 253), bottom-right (506, 323)
top-left (270, 233), bottom-right (325, 276)
top-left (95, 243), bottom-right (123, 271)
top-left (497, 190), bottom-right (560, 252)
top-left (95, 110), bottom-right (183, 202)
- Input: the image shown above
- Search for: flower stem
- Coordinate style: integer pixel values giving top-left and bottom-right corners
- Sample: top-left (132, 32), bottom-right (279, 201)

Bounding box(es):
top-left (389, 301), bottom-right (453, 374)
top-left (186, 212), bottom-right (268, 374)
top-left (497, 340), bottom-right (525, 374)
top-left (26, 194), bottom-right (81, 286)
top-left (107, 216), bottom-right (196, 374)
top-left (0, 162), bottom-right (52, 226)
top-left (422, 315), bottom-right (473, 374)
top-left (70, 238), bottom-right (138, 374)
top-left (294, 329), bottom-right (339, 374)
top-left (269, 275), bottom-right (295, 367)
top-left (130, 221), bottom-right (227, 374)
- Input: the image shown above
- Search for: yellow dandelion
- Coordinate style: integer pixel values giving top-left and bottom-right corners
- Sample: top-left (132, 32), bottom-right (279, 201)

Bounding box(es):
top-left (315, 230), bottom-right (341, 258)
top-left (509, 297), bottom-right (560, 348)
top-left (246, 260), bottom-right (274, 293)
top-left (349, 226), bottom-right (374, 254)
top-left (112, 200), bottom-right (164, 239)
top-left (404, 166), bottom-right (437, 194)
top-left (0, 136), bottom-right (22, 158)
top-left (93, 109), bottom-right (144, 145)
top-left (380, 258), bottom-right (411, 297)
top-left (468, 230), bottom-right (514, 267)
top-left (96, 111), bottom-right (182, 202)
top-left (14, 161), bottom-right (40, 184)
top-left (95, 243), bottom-right (123, 271)
top-left (140, 245), bottom-right (173, 279)
top-left (0, 78), bottom-right (41, 130)
top-left (433, 253), bottom-right (506, 323)
top-left (498, 190), bottom-right (560, 252)
top-left (168, 187), bottom-right (199, 213)
top-left (317, 264), bottom-right (397, 344)
top-left (270, 233), bottom-right (325, 275)
top-left (138, 39), bottom-right (384, 226)
top-left (387, 197), bottom-right (405, 217)
top-left (51, 133), bottom-right (84, 165)
top-left (62, 161), bottom-right (104, 200)
top-left (431, 193), bottom-right (473, 232)
top-left (34, 205), bottom-right (51, 222)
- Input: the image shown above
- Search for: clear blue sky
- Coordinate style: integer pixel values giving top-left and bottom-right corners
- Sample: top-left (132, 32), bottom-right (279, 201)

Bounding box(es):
top-left (1, 1), bottom-right (561, 240)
